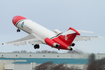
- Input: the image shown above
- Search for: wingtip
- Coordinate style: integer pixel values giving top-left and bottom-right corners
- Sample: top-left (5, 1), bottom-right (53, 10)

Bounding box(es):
top-left (2, 43), bottom-right (6, 45)
top-left (2, 43), bottom-right (4, 45)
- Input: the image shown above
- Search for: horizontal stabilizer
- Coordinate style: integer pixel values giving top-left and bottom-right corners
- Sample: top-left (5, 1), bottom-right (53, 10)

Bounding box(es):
top-left (74, 36), bottom-right (102, 41)
top-left (77, 30), bottom-right (94, 33)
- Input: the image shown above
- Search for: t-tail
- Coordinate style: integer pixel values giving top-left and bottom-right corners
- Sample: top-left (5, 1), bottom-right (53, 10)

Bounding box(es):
top-left (52, 27), bottom-right (80, 50)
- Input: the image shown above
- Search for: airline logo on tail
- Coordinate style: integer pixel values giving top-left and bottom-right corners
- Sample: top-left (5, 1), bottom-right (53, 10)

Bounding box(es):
top-left (65, 35), bottom-right (68, 41)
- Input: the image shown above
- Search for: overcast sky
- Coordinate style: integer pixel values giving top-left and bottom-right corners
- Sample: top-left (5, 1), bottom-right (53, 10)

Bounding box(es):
top-left (0, 0), bottom-right (105, 53)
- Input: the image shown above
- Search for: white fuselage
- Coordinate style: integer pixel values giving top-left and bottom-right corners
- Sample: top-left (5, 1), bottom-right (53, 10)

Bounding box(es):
top-left (16, 19), bottom-right (56, 43)
top-left (3, 15), bottom-right (99, 51)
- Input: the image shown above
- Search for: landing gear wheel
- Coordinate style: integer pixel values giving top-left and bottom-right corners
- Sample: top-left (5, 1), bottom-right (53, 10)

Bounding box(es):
top-left (58, 49), bottom-right (60, 50)
top-left (17, 29), bottom-right (20, 32)
top-left (34, 44), bottom-right (40, 49)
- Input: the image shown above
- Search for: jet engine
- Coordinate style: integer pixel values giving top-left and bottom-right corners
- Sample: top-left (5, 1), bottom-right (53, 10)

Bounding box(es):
top-left (45, 38), bottom-right (59, 48)
top-left (70, 43), bottom-right (75, 46)
top-left (54, 29), bottom-right (62, 35)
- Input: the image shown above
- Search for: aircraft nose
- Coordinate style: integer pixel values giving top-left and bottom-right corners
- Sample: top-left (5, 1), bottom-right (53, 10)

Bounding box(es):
top-left (12, 16), bottom-right (26, 25)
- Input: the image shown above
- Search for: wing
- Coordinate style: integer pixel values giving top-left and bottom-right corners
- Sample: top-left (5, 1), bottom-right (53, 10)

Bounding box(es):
top-left (2, 34), bottom-right (43, 46)
top-left (74, 36), bottom-right (102, 41)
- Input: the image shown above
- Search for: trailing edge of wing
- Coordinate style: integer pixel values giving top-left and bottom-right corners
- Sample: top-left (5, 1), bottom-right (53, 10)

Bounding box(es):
top-left (74, 36), bottom-right (102, 41)
top-left (2, 34), bottom-right (42, 45)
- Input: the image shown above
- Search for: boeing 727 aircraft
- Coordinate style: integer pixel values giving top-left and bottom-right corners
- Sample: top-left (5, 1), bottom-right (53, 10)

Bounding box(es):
top-left (2, 16), bottom-right (101, 50)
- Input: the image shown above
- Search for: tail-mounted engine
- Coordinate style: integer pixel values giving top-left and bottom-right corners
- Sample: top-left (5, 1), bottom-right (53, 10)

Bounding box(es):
top-left (45, 38), bottom-right (60, 48)
top-left (54, 29), bottom-right (62, 35)
top-left (70, 43), bottom-right (75, 46)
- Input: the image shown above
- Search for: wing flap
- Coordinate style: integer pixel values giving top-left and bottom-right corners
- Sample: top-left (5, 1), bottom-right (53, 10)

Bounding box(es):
top-left (29, 41), bottom-right (43, 45)
top-left (14, 42), bottom-right (27, 46)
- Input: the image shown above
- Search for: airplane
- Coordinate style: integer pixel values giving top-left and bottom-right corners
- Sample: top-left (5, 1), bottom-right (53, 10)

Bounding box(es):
top-left (2, 16), bottom-right (101, 51)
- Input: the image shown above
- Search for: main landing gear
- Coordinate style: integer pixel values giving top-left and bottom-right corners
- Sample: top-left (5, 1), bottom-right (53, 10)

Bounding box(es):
top-left (34, 44), bottom-right (40, 49)
top-left (17, 28), bottom-right (20, 32)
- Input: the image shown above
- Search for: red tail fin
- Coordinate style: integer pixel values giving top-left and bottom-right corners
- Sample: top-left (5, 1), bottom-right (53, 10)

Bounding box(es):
top-left (53, 27), bottom-right (80, 47)
top-left (58, 33), bottom-right (76, 46)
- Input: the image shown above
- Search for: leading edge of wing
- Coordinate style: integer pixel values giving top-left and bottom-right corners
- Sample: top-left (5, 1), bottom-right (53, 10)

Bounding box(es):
top-left (2, 34), bottom-right (42, 45)
top-left (74, 36), bottom-right (103, 41)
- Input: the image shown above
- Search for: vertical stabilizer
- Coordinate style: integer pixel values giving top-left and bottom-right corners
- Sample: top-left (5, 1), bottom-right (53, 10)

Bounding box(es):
top-left (53, 27), bottom-right (80, 47)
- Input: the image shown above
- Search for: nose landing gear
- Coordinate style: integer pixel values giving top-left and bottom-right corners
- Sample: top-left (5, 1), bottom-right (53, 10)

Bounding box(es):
top-left (17, 28), bottom-right (20, 32)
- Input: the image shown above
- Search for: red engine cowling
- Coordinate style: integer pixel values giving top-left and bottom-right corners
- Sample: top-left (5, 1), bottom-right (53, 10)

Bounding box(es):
top-left (45, 38), bottom-right (59, 48)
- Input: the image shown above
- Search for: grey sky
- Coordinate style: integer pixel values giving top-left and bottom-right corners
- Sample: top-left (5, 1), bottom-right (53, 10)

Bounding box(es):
top-left (0, 0), bottom-right (105, 53)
